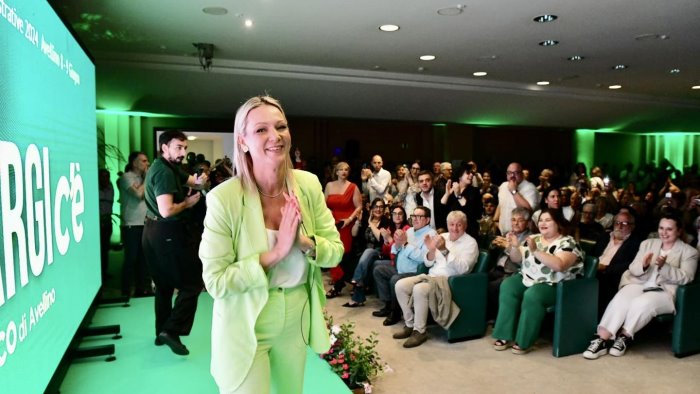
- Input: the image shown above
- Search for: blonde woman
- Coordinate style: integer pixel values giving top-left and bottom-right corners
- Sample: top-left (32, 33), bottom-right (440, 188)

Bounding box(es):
top-left (199, 96), bottom-right (344, 393)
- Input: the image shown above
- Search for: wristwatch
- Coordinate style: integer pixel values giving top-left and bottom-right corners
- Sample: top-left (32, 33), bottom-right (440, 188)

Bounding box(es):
top-left (304, 236), bottom-right (316, 257)
top-left (440, 248), bottom-right (449, 257)
top-left (510, 189), bottom-right (517, 196)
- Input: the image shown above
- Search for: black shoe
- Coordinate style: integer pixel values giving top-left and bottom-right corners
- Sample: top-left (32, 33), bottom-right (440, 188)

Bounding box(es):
top-left (342, 302), bottom-right (365, 308)
top-left (157, 332), bottom-right (189, 356)
top-left (372, 308), bottom-right (391, 317)
top-left (154, 336), bottom-right (164, 346)
top-left (383, 315), bottom-right (401, 326)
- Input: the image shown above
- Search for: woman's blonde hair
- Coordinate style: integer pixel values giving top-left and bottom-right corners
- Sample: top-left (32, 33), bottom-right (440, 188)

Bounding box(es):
top-left (333, 161), bottom-right (350, 180)
top-left (232, 95), bottom-right (294, 192)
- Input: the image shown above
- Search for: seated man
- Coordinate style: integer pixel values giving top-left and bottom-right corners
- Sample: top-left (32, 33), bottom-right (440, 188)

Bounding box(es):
top-left (487, 207), bottom-right (532, 319)
top-left (372, 206), bottom-right (437, 325)
top-left (393, 211), bottom-right (479, 348)
top-left (577, 201), bottom-right (607, 242)
top-left (592, 210), bottom-right (643, 314)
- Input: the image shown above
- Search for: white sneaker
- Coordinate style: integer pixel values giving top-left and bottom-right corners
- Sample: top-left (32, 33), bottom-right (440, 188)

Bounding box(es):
top-left (609, 336), bottom-right (629, 357)
top-left (583, 338), bottom-right (609, 360)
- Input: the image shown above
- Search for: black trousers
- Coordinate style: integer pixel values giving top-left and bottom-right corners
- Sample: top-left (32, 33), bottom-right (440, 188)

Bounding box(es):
top-left (121, 225), bottom-right (151, 296)
top-left (142, 218), bottom-right (202, 337)
top-left (99, 215), bottom-right (113, 280)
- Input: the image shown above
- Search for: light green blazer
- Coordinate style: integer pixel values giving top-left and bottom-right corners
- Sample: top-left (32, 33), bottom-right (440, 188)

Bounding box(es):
top-left (199, 170), bottom-right (343, 391)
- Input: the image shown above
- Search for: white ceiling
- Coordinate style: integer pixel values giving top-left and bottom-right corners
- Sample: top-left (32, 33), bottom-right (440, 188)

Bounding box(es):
top-left (53, 0), bottom-right (700, 132)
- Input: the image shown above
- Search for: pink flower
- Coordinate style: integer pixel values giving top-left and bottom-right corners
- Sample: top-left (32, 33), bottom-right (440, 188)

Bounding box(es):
top-left (329, 359), bottom-right (338, 365)
top-left (342, 372), bottom-right (349, 379)
top-left (343, 363), bottom-right (349, 370)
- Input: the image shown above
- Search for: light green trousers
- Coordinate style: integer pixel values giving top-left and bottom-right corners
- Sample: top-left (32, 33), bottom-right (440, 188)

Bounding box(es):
top-left (228, 285), bottom-right (310, 394)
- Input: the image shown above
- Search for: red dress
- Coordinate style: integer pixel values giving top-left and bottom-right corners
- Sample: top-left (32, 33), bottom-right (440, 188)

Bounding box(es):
top-left (325, 182), bottom-right (357, 253)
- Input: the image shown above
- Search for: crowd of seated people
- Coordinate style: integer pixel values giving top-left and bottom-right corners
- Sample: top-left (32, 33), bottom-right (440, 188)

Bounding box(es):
top-left (309, 153), bottom-right (700, 355)
top-left (186, 150), bottom-right (699, 358)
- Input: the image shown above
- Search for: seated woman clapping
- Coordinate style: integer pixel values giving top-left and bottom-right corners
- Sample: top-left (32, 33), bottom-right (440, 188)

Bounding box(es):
top-left (583, 211), bottom-right (698, 360)
top-left (492, 208), bottom-right (584, 354)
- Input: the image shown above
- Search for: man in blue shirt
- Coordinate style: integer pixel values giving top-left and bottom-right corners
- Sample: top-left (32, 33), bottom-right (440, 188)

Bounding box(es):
top-left (372, 206), bottom-right (437, 326)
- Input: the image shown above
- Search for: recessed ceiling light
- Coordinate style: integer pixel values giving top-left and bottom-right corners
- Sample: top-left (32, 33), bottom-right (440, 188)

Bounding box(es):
top-left (634, 33), bottom-right (670, 41)
top-left (539, 40), bottom-right (559, 46)
top-left (419, 55), bottom-right (436, 61)
top-left (379, 24), bottom-right (400, 32)
top-left (202, 7), bottom-right (228, 15)
top-left (567, 55), bottom-right (584, 61)
top-left (437, 5), bottom-right (465, 16)
top-left (372, 65), bottom-right (384, 71)
top-left (244, 19), bottom-right (253, 28)
top-left (669, 68), bottom-right (680, 74)
top-left (418, 67), bottom-right (426, 72)
top-left (537, 81), bottom-right (550, 86)
top-left (473, 71), bottom-right (487, 77)
top-left (613, 64), bottom-right (628, 70)
top-left (692, 85), bottom-right (700, 90)
top-left (533, 14), bottom-right (558, 23)
top-left (477, 55), bottom-right (498, 62)
top-left (187, 136), bottom-right (198, 141)
top-left (609, 85), bottom-right (622, 90)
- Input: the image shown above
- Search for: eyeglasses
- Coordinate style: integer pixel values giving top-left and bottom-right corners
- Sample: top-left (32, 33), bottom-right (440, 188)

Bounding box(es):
top-left (511, 218), bottom-right (527, 223)
top-left (410, 214), bottom-right (427, 219)
top-left (506, 171), bottom-right (522, 176)
top-left (392, 211), bottom-right (404, 216)
top-left (373, 205), bottom-right (385, 209)
top-left (614, 221), bottom-right (632, 227)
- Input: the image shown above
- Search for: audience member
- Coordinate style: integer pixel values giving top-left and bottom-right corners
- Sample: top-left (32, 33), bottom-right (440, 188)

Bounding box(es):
top-left (361, 155), bottom-right (391, 203)
top-left (393, 211), bottom-right (479, 348)
top-left (583, 211), bottom-right (697, 360)
top-left (373, 206), bottom-right (437, 326)
top-left (440, 163), bottom-right (482, 239)
top-left (324, 161), bottom-right (363, 298)
top-left (98, 168), bottom-right (115, 281)
top-left (414, 171), bottom-right (447, 230)
top-left (117, 152), bottom-right (152, 297)
top-left (496, 162), bottom-right (539, 235)
top-left (492, 208), bottom-right (584, 354)
top-left (487, 207), bottom-right (532, 319)
top-left (592, 210), bottom-right (643, 314)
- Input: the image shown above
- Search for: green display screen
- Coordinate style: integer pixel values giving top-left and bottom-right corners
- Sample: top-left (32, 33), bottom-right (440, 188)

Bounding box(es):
top-left (0, 0), bottom-right (99, 391)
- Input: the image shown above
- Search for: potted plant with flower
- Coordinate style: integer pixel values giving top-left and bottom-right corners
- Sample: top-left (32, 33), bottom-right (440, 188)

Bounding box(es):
top-left (321, 314), bottom-right (383, 393)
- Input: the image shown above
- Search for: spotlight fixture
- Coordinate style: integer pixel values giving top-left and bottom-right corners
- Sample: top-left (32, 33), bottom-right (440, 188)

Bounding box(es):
top-left (609, 85), bottom-right (622, 89)
top-left (612, 64), bottom-right (628, 70)
top-left (669, 68), bottom-right (680, 74)
top-left (193, 43), bottom-right (214, 71)
top-left (379, 24), bottom-right (400, 32)
top-left (692, 85), bottom-right (700, 90)
top-left (539, 40), bottom-right (559, 46)
top-left (244, 19), bottom-right (253, 28)
top-left (536, 81), bottom-right (550, 86)
top-left (473, 71), bottom-right (487, 77)
top-left (419, 55), bottom-right (436, 61)
top-left (567, 55), bottom-right (584, 61)
top-left (533, 14), bottom-right (557, 23)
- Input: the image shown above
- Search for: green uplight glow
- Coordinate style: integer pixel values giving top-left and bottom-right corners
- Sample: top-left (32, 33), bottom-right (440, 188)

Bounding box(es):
top-left (96, 109), bottom-right (177, 118)
top-left (432, 123), bottom-right (447, 127)
top-left (574, 129), bottom-right (595, 169)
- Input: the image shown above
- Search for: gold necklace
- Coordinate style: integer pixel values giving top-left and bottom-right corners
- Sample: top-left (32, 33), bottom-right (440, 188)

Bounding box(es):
top-left (257, 181), bottom-right (286, 198)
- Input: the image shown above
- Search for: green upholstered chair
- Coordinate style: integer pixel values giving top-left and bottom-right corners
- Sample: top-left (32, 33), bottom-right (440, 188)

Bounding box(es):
top-left (655, 280), bottom-right (700, 358)
top-left (549, 254), bottom-right (599, 357)
top-left (417, 250), bottom-right (490, 342)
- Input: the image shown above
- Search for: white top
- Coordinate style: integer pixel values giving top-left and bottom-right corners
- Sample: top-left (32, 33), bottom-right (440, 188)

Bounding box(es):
top-left (266, 229), bottom-right (308, 288)
top-left (363, 168), bottom-right (392, 202)
top-left (497, 180), bottom-right (538, 234)
top-left (423, 232), bottom-right (479, 277)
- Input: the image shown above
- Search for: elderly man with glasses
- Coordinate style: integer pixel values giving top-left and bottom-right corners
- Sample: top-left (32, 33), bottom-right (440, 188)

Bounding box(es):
top-left (495, 162), bottom-right (538, 236)
top-left (372, 206), bottom-right (437, 326)
top-left (591, 209), bottom-right (644, 313)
